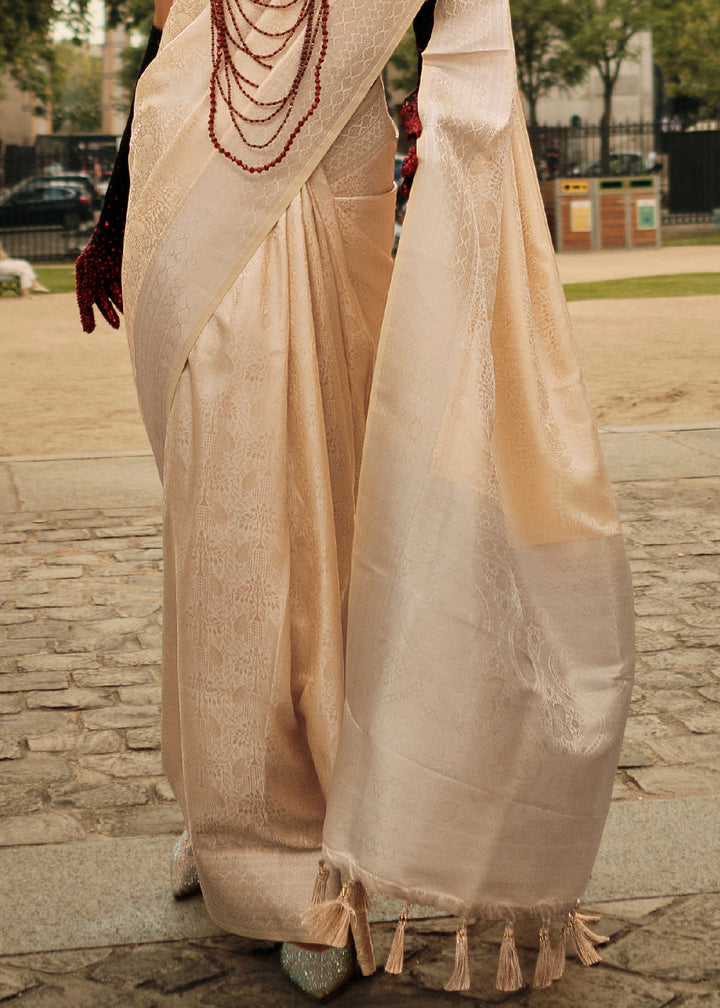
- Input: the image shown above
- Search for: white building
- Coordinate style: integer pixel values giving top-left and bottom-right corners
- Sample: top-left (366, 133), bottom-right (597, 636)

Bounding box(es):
top-left (534, 31), bottom-right (654, 125)
top-left (0, 75), bottom-right (51, 148)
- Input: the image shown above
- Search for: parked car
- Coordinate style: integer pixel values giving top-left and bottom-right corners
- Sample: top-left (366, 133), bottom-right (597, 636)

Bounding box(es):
top-left (570, 151), bottom-right (659, 177)
top-left (13, 172), bottom-right (101, 209)
top-left (0, 181), bottom-right (95, 230)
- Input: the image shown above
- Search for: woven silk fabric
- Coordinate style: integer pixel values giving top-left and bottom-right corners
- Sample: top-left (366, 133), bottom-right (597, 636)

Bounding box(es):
top-left (158, 83), bottom-right (396, 942)
top-left (321, 0), bottom-right (634, 921)
top-left (123, 0), bottom-right (424, 471)
top-left (122, 0), bottom-right (634, 942)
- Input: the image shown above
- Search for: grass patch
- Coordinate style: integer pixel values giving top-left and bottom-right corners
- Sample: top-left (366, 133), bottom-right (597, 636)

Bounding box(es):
top-left (11, 263), bottom-right (720, 302)
top-left (662, 234), bottom-right (720, 247)
top-left (33, 264), bottom-right (77, 295)
top-left (563, 272), bottom-right (720, 302)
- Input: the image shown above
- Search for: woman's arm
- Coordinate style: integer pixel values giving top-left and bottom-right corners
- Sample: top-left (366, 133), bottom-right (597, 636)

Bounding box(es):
top-left (75, 20), bottom-right (165, 332)
top-left (153, 0), bottom-right (173, 30)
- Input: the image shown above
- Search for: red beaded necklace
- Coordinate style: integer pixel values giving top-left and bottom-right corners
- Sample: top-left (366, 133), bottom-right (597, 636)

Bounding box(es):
top-left (209, 0), bottom-right (329, 173)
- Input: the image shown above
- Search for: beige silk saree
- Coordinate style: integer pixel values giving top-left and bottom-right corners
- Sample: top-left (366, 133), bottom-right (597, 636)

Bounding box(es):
top-left (122, 0), bottom-right (634, 980)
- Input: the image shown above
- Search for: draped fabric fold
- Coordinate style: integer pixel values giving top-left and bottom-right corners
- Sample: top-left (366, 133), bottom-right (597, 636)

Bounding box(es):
top-left (320, 0), bottom-right (634, 923)
top-left (123, 0), bottom-right (423, 471)
top-left (122, 0), bottom-right (634, 950)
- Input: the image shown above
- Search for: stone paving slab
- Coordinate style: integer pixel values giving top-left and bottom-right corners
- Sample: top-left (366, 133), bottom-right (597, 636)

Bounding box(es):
top-left (2, 441), bottom-right (720, 1005)
top-left (0, 454), bottom-right (162, 513)
top-left (0, 897), bottom-right (717, 1006)
top-left (0, 837), bottom-right (221, 957)
top-left (600, 425), bottom-right (720, 482)
top-left (2, 794), bottom-right (718, 958)
top-left (3, 425), bottom-right (720, 515)
top-left (585, 795), bottom-right (720, 902)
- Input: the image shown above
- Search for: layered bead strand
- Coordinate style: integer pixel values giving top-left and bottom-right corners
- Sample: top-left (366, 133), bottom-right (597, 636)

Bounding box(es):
top-left (209, 0), bottom-right (329, 172)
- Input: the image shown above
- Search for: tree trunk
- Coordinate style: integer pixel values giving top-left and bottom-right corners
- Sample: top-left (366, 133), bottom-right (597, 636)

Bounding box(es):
top-left (528, 91), bottom-right (538, 128)
top-left (600, 71), bottom-right (613, 176)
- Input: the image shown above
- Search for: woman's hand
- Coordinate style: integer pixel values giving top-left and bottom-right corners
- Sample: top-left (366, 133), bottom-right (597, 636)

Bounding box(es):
top-left (76, 231), bottom-right (123, 333)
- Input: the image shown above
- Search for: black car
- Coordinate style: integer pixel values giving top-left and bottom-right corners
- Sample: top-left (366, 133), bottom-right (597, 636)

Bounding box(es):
top-left (0, 181), bottom-right (95, 230)
top-left (14, 172), bottom-right (101, 209)
top-left (570, 152), bottom-right (656, 178)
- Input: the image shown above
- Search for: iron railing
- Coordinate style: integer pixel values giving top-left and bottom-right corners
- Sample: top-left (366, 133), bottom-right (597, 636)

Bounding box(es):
top-left (527, 120), bottom-right (720, 225)
top-left (1, 124), bottom-right (718, 259)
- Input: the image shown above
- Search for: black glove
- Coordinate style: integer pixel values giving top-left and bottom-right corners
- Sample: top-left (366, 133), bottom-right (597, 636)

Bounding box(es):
top-left (76, 25), bottom-right (162, 333)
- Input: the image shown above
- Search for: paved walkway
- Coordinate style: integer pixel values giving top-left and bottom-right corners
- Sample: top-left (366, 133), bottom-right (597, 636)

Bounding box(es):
top-left (556, 244), bottom-right (720, 284)
top-left (1, 424), bottom-right (719, 1005)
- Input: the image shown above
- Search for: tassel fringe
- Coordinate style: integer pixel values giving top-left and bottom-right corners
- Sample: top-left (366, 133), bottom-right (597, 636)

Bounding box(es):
top-left (551, 923), bottom-right (567, 981)
top-left (385, 904), bottom-right (410, 975)
top-left (568, 909), bottom-right (609, 967)
top-left (532, 922), bottom-right (554, 990)
top-left (303, 884), bottom-right (356, 947)
top-left (348, 880), bottom-right (376, 976)
top-left (496, 922), bottom-right (524, 992)
top-left (444, 921), bottom-right (471, 992)
top-left (310, 860), bottom-right (330, 906)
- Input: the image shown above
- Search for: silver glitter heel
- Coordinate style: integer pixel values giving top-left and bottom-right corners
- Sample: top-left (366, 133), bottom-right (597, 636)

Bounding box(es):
top-left (280, 943), bottom-right (356, 1001)
top-left (170, 829), bottom-right (201, 899)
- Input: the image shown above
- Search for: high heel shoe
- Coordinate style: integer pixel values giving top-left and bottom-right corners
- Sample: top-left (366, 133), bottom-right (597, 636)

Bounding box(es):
top-left (280, 943), bottom-right (356, 1001)
top-left (170, 829), bottom-right (201, 898)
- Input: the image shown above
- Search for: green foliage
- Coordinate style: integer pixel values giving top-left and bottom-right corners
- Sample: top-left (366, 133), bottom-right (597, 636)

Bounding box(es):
top-left (559, 1), bottom-right (654, 172)
top-left (50, 39), bottom-right (102, 132)
top-left (0, 0), bottom-right (91, 104)
top-left (510, 0), bottom-right (589, 126)
top-left (568, 0), bottom-right (653, 98)
top-left (385, 28), bottom-right (419, 107)
top-left (653, 0), bottom-right (720, 118)
top-left (105, 0), bottom-right (154, 32)
top-left (104, 0), bottom-right (154, 103)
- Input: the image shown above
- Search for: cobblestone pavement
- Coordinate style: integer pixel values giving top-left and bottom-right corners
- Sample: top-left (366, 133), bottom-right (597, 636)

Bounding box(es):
top-left (1, 474), bottom-right (719, 1005)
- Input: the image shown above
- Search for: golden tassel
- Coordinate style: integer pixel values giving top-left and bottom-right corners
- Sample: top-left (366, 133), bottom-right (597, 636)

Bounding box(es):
top-left (385, 904), bottom-right (411, 974)
top-left (532, 921), bottom-right (554, 990)
top-left (347, 880), bottom-right (376, 976)
top-left (576, 911), bottom-right (610, 945)
top-left (495, 921), bottom-right (524, 992)
top-left (551, 923), bottom-right (567, 981)
top-left (444, 920), bottom-right (471, 992)
top-left (310, 860), bottom-right (330, 906)
top-left (568, 909), bottom-right (608, 967)
top-left (302, 884), bottom-right (356, 947)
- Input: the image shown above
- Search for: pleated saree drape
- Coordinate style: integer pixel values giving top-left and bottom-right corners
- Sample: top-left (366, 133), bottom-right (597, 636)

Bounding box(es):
top-left (122, 0), bottom-right (634, 969)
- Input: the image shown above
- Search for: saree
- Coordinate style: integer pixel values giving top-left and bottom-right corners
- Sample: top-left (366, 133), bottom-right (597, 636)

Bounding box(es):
top-left (122, 0), bottom-right (634, 980)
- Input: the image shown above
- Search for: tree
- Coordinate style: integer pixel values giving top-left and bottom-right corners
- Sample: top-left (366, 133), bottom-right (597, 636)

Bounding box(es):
top-left (385, 28), bottom-right (419, 111)
top-left (653, 0), bottom-right (720, 119)
top-left (510, 0), bottom-right (590, 127)
top-left (0, 0), bottom-right (90, 105)
top-left (104, 0), bottom-right (155, 104)
top-left (50, 39), bottom-right (102, 132)
top-left (566, 0), bottom-right (654, 172)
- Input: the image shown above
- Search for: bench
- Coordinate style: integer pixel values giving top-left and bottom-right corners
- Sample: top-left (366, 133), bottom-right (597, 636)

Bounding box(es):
top-left (0, 273), bottom-right (22, 296)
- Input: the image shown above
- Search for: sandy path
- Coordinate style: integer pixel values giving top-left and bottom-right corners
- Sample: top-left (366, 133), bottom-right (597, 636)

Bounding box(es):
top-left (571, 295), bottom-right (720, 426)
top-left (0, 294), bottom-right (150, 457)
top-left (557, 245), bottom-right (720, 284)
top-left (1, 289), bottom-right (719, 457)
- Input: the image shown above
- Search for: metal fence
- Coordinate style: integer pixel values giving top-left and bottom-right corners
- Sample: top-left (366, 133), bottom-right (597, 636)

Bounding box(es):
top-left (527, 120), bottom-right (720, 225)
top-left (0, 142), bottom-right (110, 261)
top-left (0, 227), bottom-right (88, 262)
top-left (1, 123), bottom-right (718, 260)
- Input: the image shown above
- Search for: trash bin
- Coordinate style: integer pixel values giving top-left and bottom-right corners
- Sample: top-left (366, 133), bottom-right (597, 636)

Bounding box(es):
top-left (551, 177), bottom-right (660, 251)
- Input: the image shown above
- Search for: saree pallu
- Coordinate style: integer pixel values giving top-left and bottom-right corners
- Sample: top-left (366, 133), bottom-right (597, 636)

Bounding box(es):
top-left (122, 0), bottom-right (634, 959)
top-left (322, 0), bottom-right (635, 931)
